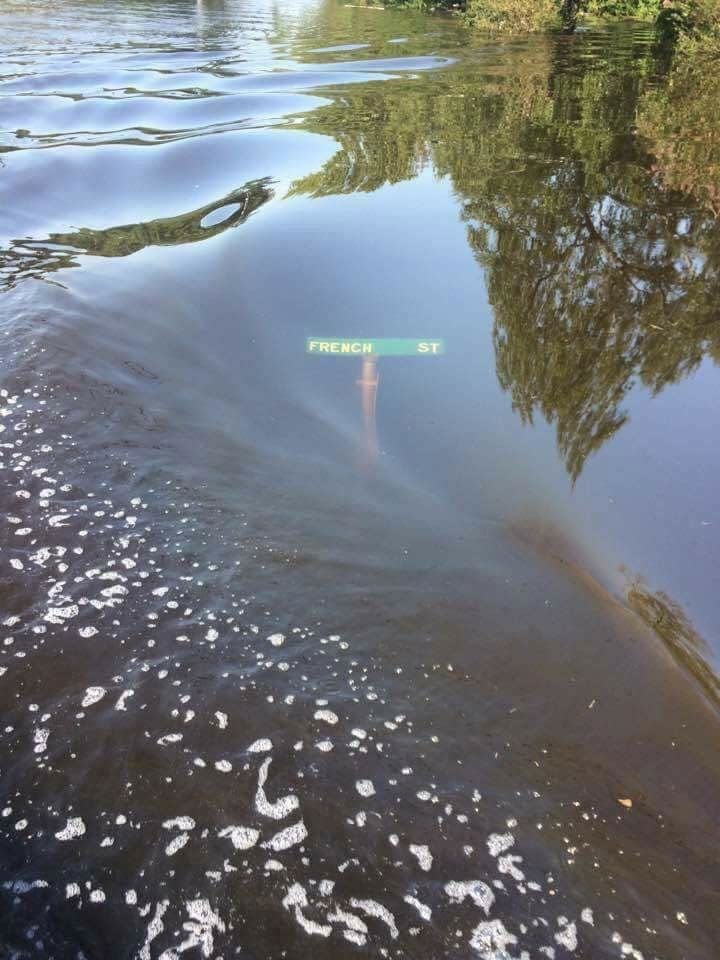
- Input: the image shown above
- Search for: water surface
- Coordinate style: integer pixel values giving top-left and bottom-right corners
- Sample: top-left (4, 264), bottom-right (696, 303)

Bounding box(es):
top-left (1, 1), bottom-right (720, 958)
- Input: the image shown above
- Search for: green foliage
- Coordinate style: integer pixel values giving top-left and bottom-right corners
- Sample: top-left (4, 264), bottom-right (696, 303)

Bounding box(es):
top-left (587, 0), bottom-right (657, 18)
top-left (381, 0), bottom-right (459, 8)
top-left (465, 0), bottom-right (558, 32)
top-left (381, 0), bottom-right (719, 39)
top-left (383, 0), bottom-right (666, 30)
top-left (638, 50), bottom-right (720, 216)
top-left (656, 0), bottom-right (720, 43)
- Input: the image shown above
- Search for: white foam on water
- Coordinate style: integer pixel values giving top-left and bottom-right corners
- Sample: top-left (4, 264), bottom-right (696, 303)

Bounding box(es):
top-left (355, 779), bottom-right (375, 798)
top-left (157, 733), bottom-right (183, 746)
top-left (611, 933), bottom-right (645, 960)
top-left (314, 709), bottom-right (339, 725)
top-left (165, 833), bottom-right (190, 856)
top-left (138, 900), bottom-right (168, 960)
top-left (470, 919), bottom-right (518, 957)
top-left (45, 604), bottom-right (79, 623)
top-left (328, 905), bottom-right (368, 944)
top-left (55, 817), bottom-right (85, 841)
top-left (115, 689), bottom-right (134, 710)
top-left (555, 919), bottom-right (578, 952)
top-left (404, 895), bottom-right (432, 921)
top-left (218, 826), bottom-right (260, 850)
top-left (497, 852), bottom-right (525, 882)
top-left (81, 686), bottom-right (106, 708)
top-left (282, 883), bottom-right (331, 938)
top-left (162, 817), bottom-right (195, 831)
top-left (349, 898), bottom-right (399, 939)
top-left (409, 843), bottom-right (433, 872)
top-left (487, 832), bottom-right (515, 857)
top-left (444, 880), bottom-right (495, 916)
top-left (255, 757), bottom-right (299, 820)
top-left (262, 820), bottom-right (308, 851)
top-left (177, 899), bottom-right (225, 958)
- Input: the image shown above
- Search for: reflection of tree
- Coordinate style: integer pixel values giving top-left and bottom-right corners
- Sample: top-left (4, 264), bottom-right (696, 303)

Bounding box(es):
top-left (484, 195), bottom-right (720, 479)
top-left (290, 32), bottom-right (720, 480)
top-left (289, 90), bottom-right (433, 197)
top-left (627, 582), bottom-right (720, 707)
top-left (0, 179), bottom-right (272, 290)
top-left (460, 45), bottom-right (720, 479)
top-left (638, 50), bottom-right (720, 218)
top-left (51, 179), bottom-right (273, 257)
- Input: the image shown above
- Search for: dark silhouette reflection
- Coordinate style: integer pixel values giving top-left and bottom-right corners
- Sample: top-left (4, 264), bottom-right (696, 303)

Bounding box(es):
top-left (627, 582), bottom-right (720, 707)
top-left (290, 30), bottom-right (720, 480)
top-left (0, 179), bottom-right (272, 290)
top-left (511, 512), bottom-right (720, 708)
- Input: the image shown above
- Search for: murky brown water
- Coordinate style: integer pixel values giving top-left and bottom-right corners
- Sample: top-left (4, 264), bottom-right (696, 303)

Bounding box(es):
top-left (1, 1), bottom-right (720, 957)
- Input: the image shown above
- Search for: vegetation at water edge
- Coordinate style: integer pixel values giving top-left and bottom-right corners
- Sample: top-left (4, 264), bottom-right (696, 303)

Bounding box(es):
top-left (379, 0), bottom-right (720, 40)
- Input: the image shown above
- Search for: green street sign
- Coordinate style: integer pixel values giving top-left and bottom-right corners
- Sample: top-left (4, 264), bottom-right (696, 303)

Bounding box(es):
top-left (306, 337), bottom-right (444, 357)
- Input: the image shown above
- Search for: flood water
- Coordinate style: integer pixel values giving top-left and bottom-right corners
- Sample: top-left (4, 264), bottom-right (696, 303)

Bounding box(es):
top-left (1, 1), bottom-right (720, 957)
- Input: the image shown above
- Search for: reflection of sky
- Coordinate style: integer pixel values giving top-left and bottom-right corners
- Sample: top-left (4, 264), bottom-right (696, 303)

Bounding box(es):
top-left (578, 358), bottom-right (720, 642)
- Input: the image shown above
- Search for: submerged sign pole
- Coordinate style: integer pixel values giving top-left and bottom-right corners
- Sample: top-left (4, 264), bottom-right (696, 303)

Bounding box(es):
top-left (305, 337), bottom-right (445, 467)
top-left (357, 354), bottom-right (380, 465)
